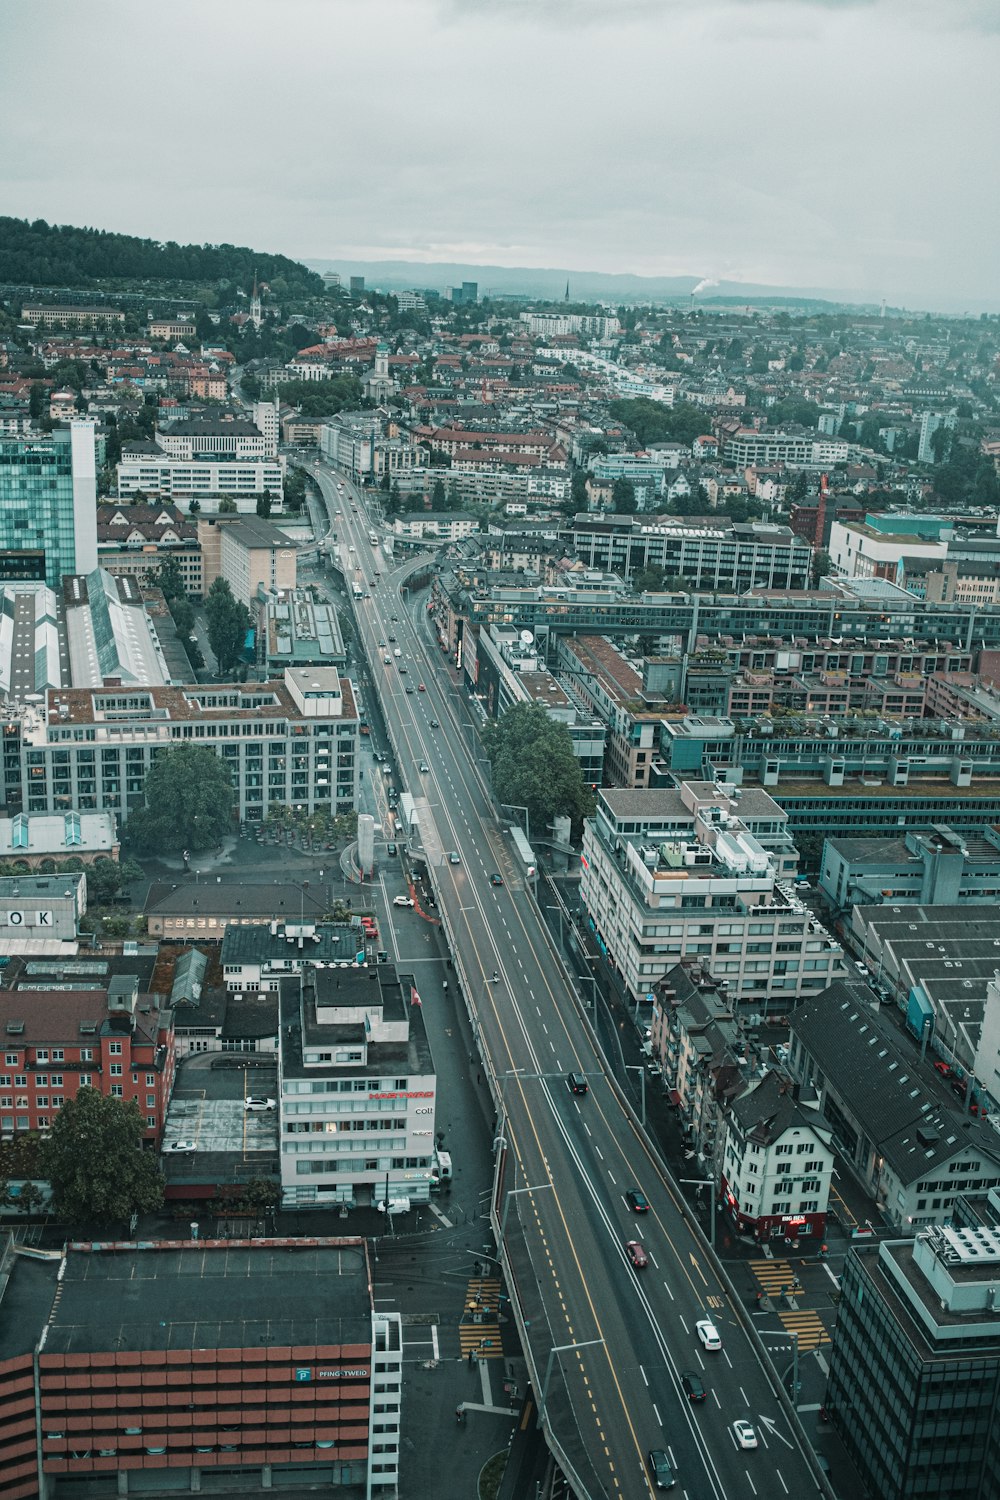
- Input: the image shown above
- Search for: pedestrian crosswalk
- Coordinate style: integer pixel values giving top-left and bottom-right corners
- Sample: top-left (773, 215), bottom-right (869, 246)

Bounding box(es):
top-left (458, 1277), bottom-right (504, 1359)
top-left (749, 1259), bottom-right (798, 1297)
top-left (778, 1307), bottom-right (831, 1351)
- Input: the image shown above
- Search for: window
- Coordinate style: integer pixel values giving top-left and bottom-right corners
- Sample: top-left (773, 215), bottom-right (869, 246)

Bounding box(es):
top-left (50, 1075), bottom-right (62, 1088)
top-left (36, 1050), bottom-right (49, 1063)
top-left (110, 1085), bottom-right (123, 1098)
top-left (110, 1064), bottom-right (122, 1077)
top-left (52, 1049), bottom-right (63, 1063)
top-left (35, 1075), bottom-right (47, 1087)
top-left (109, 1042), bottom-right (122, 1056)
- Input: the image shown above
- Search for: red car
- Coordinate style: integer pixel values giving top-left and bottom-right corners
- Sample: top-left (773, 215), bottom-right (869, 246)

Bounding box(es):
top-left (625, 1241), bottom-right (648, 1269)
top-left (933, 1061), bottom-right (952, 1078)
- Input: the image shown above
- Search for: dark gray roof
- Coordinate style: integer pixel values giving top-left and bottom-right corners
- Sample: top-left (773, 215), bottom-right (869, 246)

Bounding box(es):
top-left (41, 1242), bottom-right (371, 1355)
top-left (789, 982), bottom-right (1000, 1183)
top-left (728, 1070), bottom-right (813, 1145)
top-left (161, 419), bottom-right (260, 437)
top-left (147, 883), bottom-right (327, 920)
top-left (221, 921), bottom-right (363, 966)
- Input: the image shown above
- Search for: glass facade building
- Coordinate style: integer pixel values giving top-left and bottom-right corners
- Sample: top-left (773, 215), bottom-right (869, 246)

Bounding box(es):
top-left (827, 1230), bottom-right (1000, 1500)
top-left (0, 422), bottom-right (97, 588)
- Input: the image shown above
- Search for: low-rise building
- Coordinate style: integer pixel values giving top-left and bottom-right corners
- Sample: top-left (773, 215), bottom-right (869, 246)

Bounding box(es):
top-left (392, 512), bottom-right (477, 543)
top-left (146, 884), bottom-right (329, 941)
top-left (0, 872), bottom-right (85, 943)
top-left (0, 973), bottom-right (174, 1142)
top-left (788, 981), bottom-right (1000, 1228)
top-left (819, 825), bottom-right (1000, 915)
top-left (217, 515), bottom-right (298, 606)
top-left (0, 811), bottom-right (117, 867)
top-left (96, 501), bottom-right (203, 596)
top-left (719, 1070), bottom-right (835, 1245)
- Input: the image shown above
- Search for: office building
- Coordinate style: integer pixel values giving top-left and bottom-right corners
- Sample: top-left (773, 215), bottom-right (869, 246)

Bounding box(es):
top-left (0, 422), bottom-right (97, 588)
top-left (567, 515), bottom-right (813, 590)
top-left (96, 501), bottom-right (203, 596)
top-left (819, 826), bottom-right (1000, 915)
top-left (3, 668), bottom-right (358, 827)
top-left (825, 1226), bottom-right (1000, 1500)
top-left (156, 417), bottom-right (270, 462)
top-left (579, 782), bottom-right (844, 1009)
top-left (262, 589), bottom-right (347, 673)
top-left (278, 962), bottom-right (436, 1210)
top-left (0, 1236), bottom-right (401, 1499)
top-left (116, 452), bottom-right (283, 506)
top-left (788, 981), bottom-right (1000, 1228)
top-left (216, 515), bottom-right (297, 606)
top-left (21, 305), bottom-right (125, 329)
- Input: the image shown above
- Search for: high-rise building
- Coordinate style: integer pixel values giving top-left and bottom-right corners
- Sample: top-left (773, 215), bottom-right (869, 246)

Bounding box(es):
top-left (0, 421), bottom-right (97, 587)
top-left (826, 1226), bottom-right (1000, 1500)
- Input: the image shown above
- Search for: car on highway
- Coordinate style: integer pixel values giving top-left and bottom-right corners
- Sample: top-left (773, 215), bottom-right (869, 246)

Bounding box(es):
top-left (386, 842), bottom-right (397, 856)
top-left (448, 851), bottom-right (461, 865)
top-left (933, 1060), bottom-right (952, 1077)
top-left (732, 1419), bottom-right (757, 1450)
top-left (398, 664), bottom-right (407, 673)
top-left (626, 1189), bottom-right (649, 1214)
top-left (696, 1319), bottom-right (722, 1351)
top-left (418, 682), bottom-right (426, 692)
top-left (164, 1140), bottom-right (197, 1153)
top-left (625, 1240), bottom-right (648, 1269)
top-left (392, 896), bottom-right (414, 908)
top-left (489, 872), bottom-right (504, 886)
top-left (567, 1071), bottom-right (588, 1095)
top-left (647, 1448), bottom-right (675, 1489)
top-left (244, 1097), bottom-right (276, 1112)
top-left (405, 685), bottom-right (414, 694)
top-left (681, 1370), bottom-right (706, 1402)
top-left (418, 760), bottom-right (429, 772)
top-left (429, 719), bottom-right (439, 728)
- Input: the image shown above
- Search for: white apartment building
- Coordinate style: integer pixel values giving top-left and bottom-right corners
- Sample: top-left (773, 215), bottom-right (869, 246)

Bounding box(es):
top-left (156, 420), bottom-right (270, 461)
top-left (580, 782), bottom-right (847, 1009)
top-left (278, 962), bottom-right (437, 1210)
top-left (829, 520), bottom-right (947, 581)
top-left (722, 429), bottom-right (848, 469)
top-left (720, 1071), bottom-right (835, 1245)
top-left (8, 668), bottom-right (359, 827)
top-left (117, 452), bottom-right (284, 504)
top-left (569, 517), bottom-right (813, 591)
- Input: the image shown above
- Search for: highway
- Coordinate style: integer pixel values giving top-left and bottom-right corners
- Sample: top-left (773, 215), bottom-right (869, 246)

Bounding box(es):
top-left (307, 461), bottom-right (828, 1499)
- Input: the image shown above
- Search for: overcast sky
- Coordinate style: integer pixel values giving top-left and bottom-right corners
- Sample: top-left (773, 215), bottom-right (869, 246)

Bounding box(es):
top-left (1, 0), bottom-right (996, 309)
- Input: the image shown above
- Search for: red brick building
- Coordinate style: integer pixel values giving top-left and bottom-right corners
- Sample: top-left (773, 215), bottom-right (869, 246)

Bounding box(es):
top-left (0, 979), bottom-right (174, 1142)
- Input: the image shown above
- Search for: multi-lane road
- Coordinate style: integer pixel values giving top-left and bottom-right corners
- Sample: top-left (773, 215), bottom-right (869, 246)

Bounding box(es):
top-left (308, 462), bottom-right (829, 1500)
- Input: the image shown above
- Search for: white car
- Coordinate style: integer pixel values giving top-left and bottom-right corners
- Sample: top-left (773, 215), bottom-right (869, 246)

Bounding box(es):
top-left (696, 1319), bottom-right (722, 1351)
top-left (164, 1139), bottom-right (196, 1153)
top-left (244, 1097), bottom-right (276, 1112)
top-left (732, 1419), bottom-right (758, 1450)
top-left (392, 895), bottom-right (414, 908)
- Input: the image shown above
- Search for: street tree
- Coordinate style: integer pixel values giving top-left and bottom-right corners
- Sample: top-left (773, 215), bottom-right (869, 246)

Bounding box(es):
top-left (125, 743), bottom-right (234, 854)
top-left (205, 576), bottom-right (251, 674)
top-left (481, 702), bottom-right (595, 842)
top-left (256, 492), bottom-right (272, 518)
top-left (43, 1088), bottom-right (164, 1226)
top-left (611, 476), bottom-right (637, 513)
top-left (155, 555), bottom-right (187, 603)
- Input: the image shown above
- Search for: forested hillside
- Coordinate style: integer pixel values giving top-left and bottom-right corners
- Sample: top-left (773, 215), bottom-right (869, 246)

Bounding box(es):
top-left (0, 216), bottom-right (324, 299)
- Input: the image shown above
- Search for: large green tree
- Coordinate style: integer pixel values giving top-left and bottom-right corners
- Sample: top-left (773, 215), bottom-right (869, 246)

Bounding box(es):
top-left (481, 703), bottom-right (596, 841)
top-left (43, 1088), bottom-right (164, 1226)
top-left (125, 744), bottom-right (235, 854)
top-left (205, 576), bottom-right (252, 674)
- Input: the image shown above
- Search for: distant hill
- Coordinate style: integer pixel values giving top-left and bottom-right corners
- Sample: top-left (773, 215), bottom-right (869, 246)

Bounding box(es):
top-left (0, 216), bottom-right (326, 299)
top-left (306, 257), bottom-right (879, 312)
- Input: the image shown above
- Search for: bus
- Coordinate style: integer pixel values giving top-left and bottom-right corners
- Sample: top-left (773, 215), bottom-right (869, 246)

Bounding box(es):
top-left (368, 530), bottom-right (379, 548)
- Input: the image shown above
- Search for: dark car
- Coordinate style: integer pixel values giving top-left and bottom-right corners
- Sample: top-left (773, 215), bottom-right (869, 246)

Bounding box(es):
top-left (567, 1071), bottom-right (588, 1095)
top-left (489, 872), bottom-right (504, 887)
top-left (647, 1448), bottom-right (675, 1489)
top-left (626, 1189), bottom-right (650, 1214)
top-left (386, 842), bottom-right (397, 856)
top-left (681, 1370), bottom-right (706, 1402)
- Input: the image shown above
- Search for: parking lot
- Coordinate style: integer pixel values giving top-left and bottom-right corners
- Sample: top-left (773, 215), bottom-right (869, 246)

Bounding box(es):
top-left (162, 1053), bottom-right (279, 1156)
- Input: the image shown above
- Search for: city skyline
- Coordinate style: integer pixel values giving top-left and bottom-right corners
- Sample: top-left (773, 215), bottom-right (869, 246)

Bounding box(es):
top-left (0, 0), bottom-right (997, 312)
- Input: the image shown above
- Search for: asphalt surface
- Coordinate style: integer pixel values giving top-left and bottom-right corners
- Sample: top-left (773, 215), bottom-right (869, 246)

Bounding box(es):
top-left (309, 464), bottom-right (833, 1500)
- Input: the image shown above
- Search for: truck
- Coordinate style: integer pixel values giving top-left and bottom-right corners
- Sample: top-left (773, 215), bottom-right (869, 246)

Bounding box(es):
top-left (369, 530), bottom-right (379, 547)
top-left (430, 1148), bottom-right (452, 1190)
top-left (393, 647), bottom-right (402, 658)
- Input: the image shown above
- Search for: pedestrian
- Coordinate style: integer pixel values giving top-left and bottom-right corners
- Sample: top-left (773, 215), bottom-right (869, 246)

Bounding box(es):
top-left (476, 1071), bottom-right (481, 1084)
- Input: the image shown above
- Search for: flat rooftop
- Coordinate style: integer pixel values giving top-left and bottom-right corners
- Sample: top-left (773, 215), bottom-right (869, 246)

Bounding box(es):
top-left (28, 1241), bottom-right (372, 1357)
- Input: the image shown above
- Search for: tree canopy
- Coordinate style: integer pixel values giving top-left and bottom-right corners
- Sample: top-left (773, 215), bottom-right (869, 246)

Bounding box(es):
top-left (607, 397), bottom-right (706, 449)
top-left (205, 576), bottom-right (252, 674)
top-left (43, 1088), bottom-right (164, 1226)
top-left (481, 703), bottom-right (595, 840)
top-left (0, 215), bottom-right (324, 298)
top-left (125, 744), bottom-right (235, 854)
top-left (275, 375), bottom-right (362, 418)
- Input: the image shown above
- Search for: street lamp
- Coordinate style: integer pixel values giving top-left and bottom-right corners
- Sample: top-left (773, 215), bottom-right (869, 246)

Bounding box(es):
top-left (625, 1064), bottom-right (647, 1128)
top-left (539, 1339), bottom-right (605, 1428)
top-left (678, 1175), bottom-right (717, 1253)
top-left (499, 1180), bottom-right (553, 1244)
